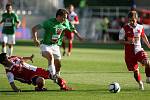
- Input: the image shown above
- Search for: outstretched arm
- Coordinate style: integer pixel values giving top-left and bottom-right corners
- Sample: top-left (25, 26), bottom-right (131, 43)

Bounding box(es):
top-left (142, 34), bottom-right (150, 48)
top-left (32, 24), bottom-right (42, 47)
top-left (7, 72), bottom-right (21, 92)
top-left (16, 20), bottom-right (21, 28)
top-left (10, 82), bottom-right (21, 92)
top-left (73, 29), bottom-right (83, 41)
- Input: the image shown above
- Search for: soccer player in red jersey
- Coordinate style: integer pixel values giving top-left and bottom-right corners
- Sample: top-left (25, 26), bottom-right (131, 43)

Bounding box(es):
top-left (0, 53), bottom-right (72, 92)
top-left (62, 4), bottom-right (80, 56)
top-left (119, 11), bottom-right (150, 90)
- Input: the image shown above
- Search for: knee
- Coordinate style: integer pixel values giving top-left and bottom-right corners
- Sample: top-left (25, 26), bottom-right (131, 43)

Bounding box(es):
top-left (42, 51), bottom-right (53, 60)
top-left (134, 69), bottom-right (139, 74)
top-left (55, 60), bottom-right (61, 68)
top-left (142, 59), bottom-right (150, 67)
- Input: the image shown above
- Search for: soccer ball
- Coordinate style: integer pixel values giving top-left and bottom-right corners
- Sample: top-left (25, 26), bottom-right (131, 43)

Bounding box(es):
top-left (108, 82), bottom-right (121, 93)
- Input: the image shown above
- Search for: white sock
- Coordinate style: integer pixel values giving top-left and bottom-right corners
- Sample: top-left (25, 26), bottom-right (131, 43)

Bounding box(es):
top-left (139, 81), bottom-right (144, 90)
top-left (2, 46), bottom-right (6, 53)
top-left (56, 71), bottom-right (60, 76)
top-left (8, 47), bottom-right (13, 56)
top-left (48, 65), bottom-right (56, 76)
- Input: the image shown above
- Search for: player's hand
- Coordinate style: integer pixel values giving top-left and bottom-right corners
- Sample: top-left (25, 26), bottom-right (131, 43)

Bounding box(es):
top-left (16, 25), bottom-right (20, 29)
top-left (78, 36), bottom-right (84, 41)
top-left (14, 88), bottom-right (21, 92)
top-left (30, 54), bottom-right (34, 63)
top-left (147, 44), bottom-right (150, 49)
top-left (34, 40), bottom-right (40, 47)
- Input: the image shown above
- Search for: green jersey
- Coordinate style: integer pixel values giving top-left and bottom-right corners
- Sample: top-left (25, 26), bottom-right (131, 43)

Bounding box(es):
top-left (40, 18), bottom-right (75, 46)
top-left (1, 12), bottom-right (20, 34)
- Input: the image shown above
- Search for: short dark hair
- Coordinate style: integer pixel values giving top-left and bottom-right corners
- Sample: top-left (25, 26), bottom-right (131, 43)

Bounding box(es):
top-left (56, 9), bottom-right (68, 17)
top-left (0, 53), bottom-right (7, 64)
top-left (128, 11), bottom-right (138, 19)
top-left (6, 3), bottom-right (12, 8)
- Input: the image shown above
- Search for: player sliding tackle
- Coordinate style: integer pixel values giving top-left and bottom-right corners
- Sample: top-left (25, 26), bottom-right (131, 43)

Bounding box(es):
top-left (119, 10), bottom-right (150, 90)
top-left (0, 53), bottom-right (72, 92)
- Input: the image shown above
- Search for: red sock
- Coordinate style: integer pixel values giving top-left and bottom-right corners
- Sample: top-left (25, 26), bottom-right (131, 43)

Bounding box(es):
top-left (62, 41), bottom-right (66, 51)
top-left (134, 70), bottom-right (141, 82)
top-left (68, 41), bottom-right (72, 53)
top-left (57, 77), bottom-right (66, 88)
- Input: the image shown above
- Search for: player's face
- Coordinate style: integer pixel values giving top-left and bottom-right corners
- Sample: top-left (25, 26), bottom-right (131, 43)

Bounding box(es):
top-left (129, 17), bottom-right (137, 27)
top-left (6, 6), bottom-right (12, 13)
top-left (69, 6), bottom-right (74, 12)
top-left (59, 14), bottom-right (68, 23)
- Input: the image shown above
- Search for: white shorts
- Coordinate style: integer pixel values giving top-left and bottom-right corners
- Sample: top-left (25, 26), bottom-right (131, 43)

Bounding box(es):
top-left (40, 44), bottom-right (61, 59)
top-left (1, 34), bottom-right (15, 44)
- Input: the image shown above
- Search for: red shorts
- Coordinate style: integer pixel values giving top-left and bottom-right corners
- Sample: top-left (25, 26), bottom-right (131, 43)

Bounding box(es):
top-left (33, 68), bottom-right (50, 79)
top-left (125, 51), bottom-right (148, 71)
top-left (64, 31), bottom-right (74, 40)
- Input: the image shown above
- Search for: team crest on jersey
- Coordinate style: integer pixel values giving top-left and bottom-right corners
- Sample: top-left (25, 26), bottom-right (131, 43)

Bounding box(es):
top-left (137, 29), bottom-right (141, 33)
top-left (56, 28), bottom-right (63, 35)
top-left (5, 18), bottom-right (12, 22)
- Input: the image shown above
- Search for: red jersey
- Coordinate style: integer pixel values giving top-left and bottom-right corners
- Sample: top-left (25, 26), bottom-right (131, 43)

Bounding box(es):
top-left (119, 23), bottom-right (145, 56)
top-left (6, 56), bottom-right (49, 84)
top-left (68, 11), bottom-right (79, 24)
top-left (119, 23), bottom-right (148, 71)
top-left (64, 11), bottom-right (79, 39)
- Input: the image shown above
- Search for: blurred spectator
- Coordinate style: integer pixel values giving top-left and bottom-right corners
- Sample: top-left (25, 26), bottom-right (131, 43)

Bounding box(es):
top-left (101, 16), bottom-right (109, 42)
top-left (95, 17), bottom-right (102, 40)
top-left (79, 0), bottom-right (87, 17)
top-left (119, 17), bottom-right (126, 28)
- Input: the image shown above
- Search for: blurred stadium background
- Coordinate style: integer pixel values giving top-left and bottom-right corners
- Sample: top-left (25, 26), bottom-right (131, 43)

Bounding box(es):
top-left (0, 0), bottom-right (150, 42)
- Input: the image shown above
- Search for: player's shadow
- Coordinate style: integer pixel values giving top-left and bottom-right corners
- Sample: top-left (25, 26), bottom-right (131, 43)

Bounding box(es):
top-left (0, 89), bottom-right (75, 93)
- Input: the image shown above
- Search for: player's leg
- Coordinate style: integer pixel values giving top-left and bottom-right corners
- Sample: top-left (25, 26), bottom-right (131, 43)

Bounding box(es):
top-left (42, 51), bottom-right (56, 76)
top-left (145, 67), bottom-right (150, 83)
top-left (67, 32), bottom-right (74, 56)
top-left (53, 45), bottom-right (62, 76)
top-left (133, 69), bottom-right (144, 90)
top-left (8, 44), bottom-right (13, 56)
top-left (1, 34), bottom-right (7, 53)
top-left (136, 51), bottom-right (150, 84)
top-left (1, 42), bottom-right (7, 53)
top-left (68, 39), bottom-right (73, 56)
top-left (56, 76), bottom-right (72, 91)
top-left (35, 65), bottom-right (72, 91)
top-left (125, 57), bottom-right (144, 90)
top-left (141, 59), bottom-right (150, 83)
top-left (54, 59), bottom-right (61, 76)
top-left (62, 37), bottom-right (66, 56)
top-left (40, 44), bottom-right (56, 79)
top-left (7, 34), bottom-right (15, 56)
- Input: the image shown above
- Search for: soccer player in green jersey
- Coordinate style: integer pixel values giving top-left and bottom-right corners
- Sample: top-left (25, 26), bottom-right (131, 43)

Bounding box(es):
top-left (32, 9), bottom-right (82, 82)
top-left (0, 3), bottom-right (20, 56)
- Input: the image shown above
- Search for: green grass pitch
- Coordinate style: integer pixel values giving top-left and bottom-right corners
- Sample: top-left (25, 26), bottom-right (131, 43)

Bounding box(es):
top-left (0, 41), bottom-right (150, 100)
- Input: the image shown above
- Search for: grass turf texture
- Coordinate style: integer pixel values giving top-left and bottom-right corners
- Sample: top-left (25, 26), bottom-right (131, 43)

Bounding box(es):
top-left (0, 40), bottom-right (150, 100)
